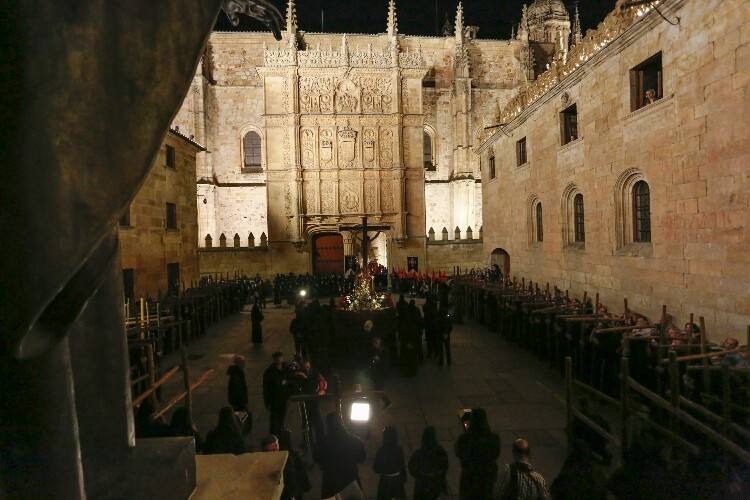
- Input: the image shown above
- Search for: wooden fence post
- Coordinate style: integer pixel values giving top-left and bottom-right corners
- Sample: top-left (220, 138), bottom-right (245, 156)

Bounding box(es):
top-left (181, 346), bottom-right (193, 426)
top-left (699, 316), bottom-right (710, 389)
top-left (668, 350), bottom-right (680, 432)
top-left (565, 356), bottom-right (573, 451)
top-left (147, 343), bottom-right (158, 408)
top-left (621, 356), bottom-right (630, 459)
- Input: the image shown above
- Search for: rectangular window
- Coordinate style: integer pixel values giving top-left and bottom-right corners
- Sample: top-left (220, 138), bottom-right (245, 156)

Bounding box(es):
top-left (166, 202), bottom-right (177, 230)
top-left (560, 104), bottom-right (578, 145)
top-left (119, 204), bottom-right (131, 227)
top-left (166, 262), bottom-right (180, 295)
top-left (516, 137), bottom-right (527, 166)
top-left (122, 268), bottom-right (135, 302)
top-left (630, 52), bottom-right (663, 111)
top-left (165, 145), bottom-right (176, 169)
top-left (489, 156), bottom-right (496, 179)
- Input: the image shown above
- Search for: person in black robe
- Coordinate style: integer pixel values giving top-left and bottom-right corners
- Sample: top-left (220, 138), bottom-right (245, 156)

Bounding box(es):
top-left (227, 355), bottom-right (249, 412)
top-left (263, 351), bottom-right (289, 436)
top-left (455, 408), bottom-right (501, 500)
top-left (409, 299), bottom-right (424, 365)
top-left (422, 296), bottom-right (438, 359)
top-left (436, 308), bottom-right (453, 367)
top-left (203, 406), bottom-right (246, 455)
top-left (169, 407), bottom-right (203, 453)
top-left (374, 426), bottom-right (407, 500)
top-left (251, 303), bottom-right (264, 345)
top-left (409, 426), bottom-right (449, 500)
top-left (369, 336), bottom-right (392, 409)
top-left (313, 412), bottom-right (367, 499)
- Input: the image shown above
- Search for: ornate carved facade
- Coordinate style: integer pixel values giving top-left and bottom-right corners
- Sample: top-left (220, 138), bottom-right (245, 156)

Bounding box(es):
top-left (173, 0), bottom-right (561, 273)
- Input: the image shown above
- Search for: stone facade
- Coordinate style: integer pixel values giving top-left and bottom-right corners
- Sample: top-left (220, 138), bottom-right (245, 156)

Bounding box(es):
top-left (119, 130), bottom-right (203, 300)
top-left (478, 0), bottom-right (750, 339)
top-left (173, 0), bottom-right (570, 274)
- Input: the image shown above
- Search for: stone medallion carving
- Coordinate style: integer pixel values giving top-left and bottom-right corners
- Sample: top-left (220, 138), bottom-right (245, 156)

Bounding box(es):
top-left (299, 76), bottom-right (335, 114)
top-left (335, 80), bottom-right (359, 113)
top-left (340, 182), bottom-right (360, 213)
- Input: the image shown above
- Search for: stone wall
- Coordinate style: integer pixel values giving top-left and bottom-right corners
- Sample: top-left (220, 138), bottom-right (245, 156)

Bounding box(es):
top-left (426, 240), bottom-right (485, 273)
top-left (479, 0), bottom-right (750, 339)
top-left (119, 130), bottom-right (202, 299)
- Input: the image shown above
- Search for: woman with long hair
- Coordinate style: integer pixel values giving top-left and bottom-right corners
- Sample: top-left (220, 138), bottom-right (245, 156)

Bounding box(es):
top-left (374, 426), bottom-right (407, 500)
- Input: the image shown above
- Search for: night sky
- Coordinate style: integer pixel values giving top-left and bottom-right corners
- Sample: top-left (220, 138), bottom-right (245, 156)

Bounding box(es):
top-left (216, 0), bottom-right (614, 40)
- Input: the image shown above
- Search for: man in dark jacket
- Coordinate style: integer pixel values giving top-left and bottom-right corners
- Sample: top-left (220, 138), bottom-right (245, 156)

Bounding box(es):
top-left (455, 408), bottom-right (501, 500)
top-left (314, 412), bottom-right (367, 499)
top-left (263, 351), bottom-right (289, 436)
top-left (227, 355), bottom-right (249, 412)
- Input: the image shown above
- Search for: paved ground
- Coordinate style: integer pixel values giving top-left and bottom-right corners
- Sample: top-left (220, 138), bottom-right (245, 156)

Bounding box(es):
top-left (159, 299), bottom-right (569, 499)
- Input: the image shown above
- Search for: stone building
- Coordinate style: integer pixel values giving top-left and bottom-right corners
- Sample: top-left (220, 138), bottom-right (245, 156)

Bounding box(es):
top-left (172, 0), bottom-right (574, 276)
top-left (119, 129), bottom-right (204, 301)
top-left (478, 0), bottom-right (750, 338)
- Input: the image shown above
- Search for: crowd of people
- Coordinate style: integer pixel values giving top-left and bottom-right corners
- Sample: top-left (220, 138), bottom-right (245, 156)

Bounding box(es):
top-left (132, 271), bottom-right (749, 500)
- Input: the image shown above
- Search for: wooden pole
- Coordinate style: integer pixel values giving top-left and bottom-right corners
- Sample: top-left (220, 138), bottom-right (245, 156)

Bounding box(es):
top-left (688, 313), bottom-right (695, 345)
top-left (595, 293), bottom-right (599, 313)
top-left (146, 343), bottom-right (158, 408)
top-left (699, 316), bottom-right (709, 389)
top-left (180, 347), bottom-right (193, 426)
top-left (668, 350), bottom-right (680, 432)
top-left (565, 356), bottom-right (573, 451)
top-left (620, 356), bottom-right (630, 459)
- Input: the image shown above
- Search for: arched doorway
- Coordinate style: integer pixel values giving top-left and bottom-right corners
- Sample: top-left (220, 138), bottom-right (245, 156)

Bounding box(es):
top-left (312, 233), bottom-right (345, 275)
top-left (490, 248), bottom-right (510, 277)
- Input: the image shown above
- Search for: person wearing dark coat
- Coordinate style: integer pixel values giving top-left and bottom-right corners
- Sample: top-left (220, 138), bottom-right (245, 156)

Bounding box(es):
top-left (227, 355), bottom-right (249, 412)
top-left (203, 406), bottom-right (246, 455)
top-left (455, 408), bottom-right (501, 500)
top-left (169, 407), bottom-right (204, 453)
top-left (550, 440), bottom-right (606, 500)
top-left (409, 426), bottom-right (449, 500)
top-left (134, 399), bottom-right (171, 439)
top-left (313, 412), bottom-right (367, 499)
top-left (408, 299), bottom-right (424, 364)
top-left (251, 303), bottom-right (264, 344)
top-left (278, 429), bottom-right (311, 500)
top-left (374, 426), bottom-right (407, 500)
top-left (263, 352), bottom-right (289, 436)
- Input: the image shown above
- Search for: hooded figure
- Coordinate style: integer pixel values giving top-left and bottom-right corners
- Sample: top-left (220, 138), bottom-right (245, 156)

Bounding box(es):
top-left (373, 426), bottom-right (407, 500)
top-left (251, 303), bottom-right (264, 344)
top-left (203, 406), bottom-right (246, 455)
top-left (227, 355), bottom-right (249, 412)
top-left (455, 408), bottom-right (501, 500)
top-left (314, 412), bottom-right (367, 498)
top-left (409, 426), bottom-right (449, 500)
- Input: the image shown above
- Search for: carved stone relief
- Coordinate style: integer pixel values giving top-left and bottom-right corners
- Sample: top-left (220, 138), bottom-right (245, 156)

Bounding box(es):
top-left (357, 76), bottom-right (393, 113)
top-left (319, 128), bottom-right (335, 167)
top-left (320, 182), bottom-right (336, 213)
top-left (299, 76), bottom-right (335, 113)
top-left (363, 128), bottom-right (377, 167)
top-left (365, 181), bottom-right (378, 213)
top-left (301, 128), bottom-right (315, 168)
top-left (340, 181), bottom-right (360, 213)
top-left (380, 129), bottom-right (394, 168)
top-left (381, 180), bottom-right (394, 212)
top-left (335, 79), bottom-right (360, 113)
top-left (304, 184), bottom-right (318, 213)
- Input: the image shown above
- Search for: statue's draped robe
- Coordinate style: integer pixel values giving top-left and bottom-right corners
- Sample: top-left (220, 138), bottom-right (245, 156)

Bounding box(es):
top-left (0, 2), bottom-right (225, 497)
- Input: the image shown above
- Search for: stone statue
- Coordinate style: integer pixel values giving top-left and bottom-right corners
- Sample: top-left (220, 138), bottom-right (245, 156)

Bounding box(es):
top-left (0, 1), bottom-right (281, 498)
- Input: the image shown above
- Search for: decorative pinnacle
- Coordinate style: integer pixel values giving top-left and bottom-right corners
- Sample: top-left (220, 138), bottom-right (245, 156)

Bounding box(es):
top-left (387, 0), bottom-right (398, 36)
top-left (572, 2), bottom-right (583, 46)
top-left (285, 0), bottom-right (297, 34)
top-left (455, 1), bottom-right (465, 43)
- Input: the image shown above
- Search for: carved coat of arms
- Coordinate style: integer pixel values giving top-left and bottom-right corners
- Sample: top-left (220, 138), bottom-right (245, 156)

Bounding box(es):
top-left (338, 126), bottom-right (357, 164)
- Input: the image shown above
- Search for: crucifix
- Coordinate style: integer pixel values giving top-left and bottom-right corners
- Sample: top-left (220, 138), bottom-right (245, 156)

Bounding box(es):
top-left (350, 216), bottom-right (382, 273)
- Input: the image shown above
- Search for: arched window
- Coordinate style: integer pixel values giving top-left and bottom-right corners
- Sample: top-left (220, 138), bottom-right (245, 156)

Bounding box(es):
top-left (573, 194), bottom-right (585, 242)
top-left (242, 131), bottom-right (262, 171)
top-left (633, 180), bottom-right (651, 242)
top-left (535, 202), bottom-right (544, 242)
top-left (423, 129), bottom-right (435, 170)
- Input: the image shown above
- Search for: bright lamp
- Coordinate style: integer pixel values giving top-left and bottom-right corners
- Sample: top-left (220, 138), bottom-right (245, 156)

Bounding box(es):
top-left (350, 401), bottom-right (371, 422)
